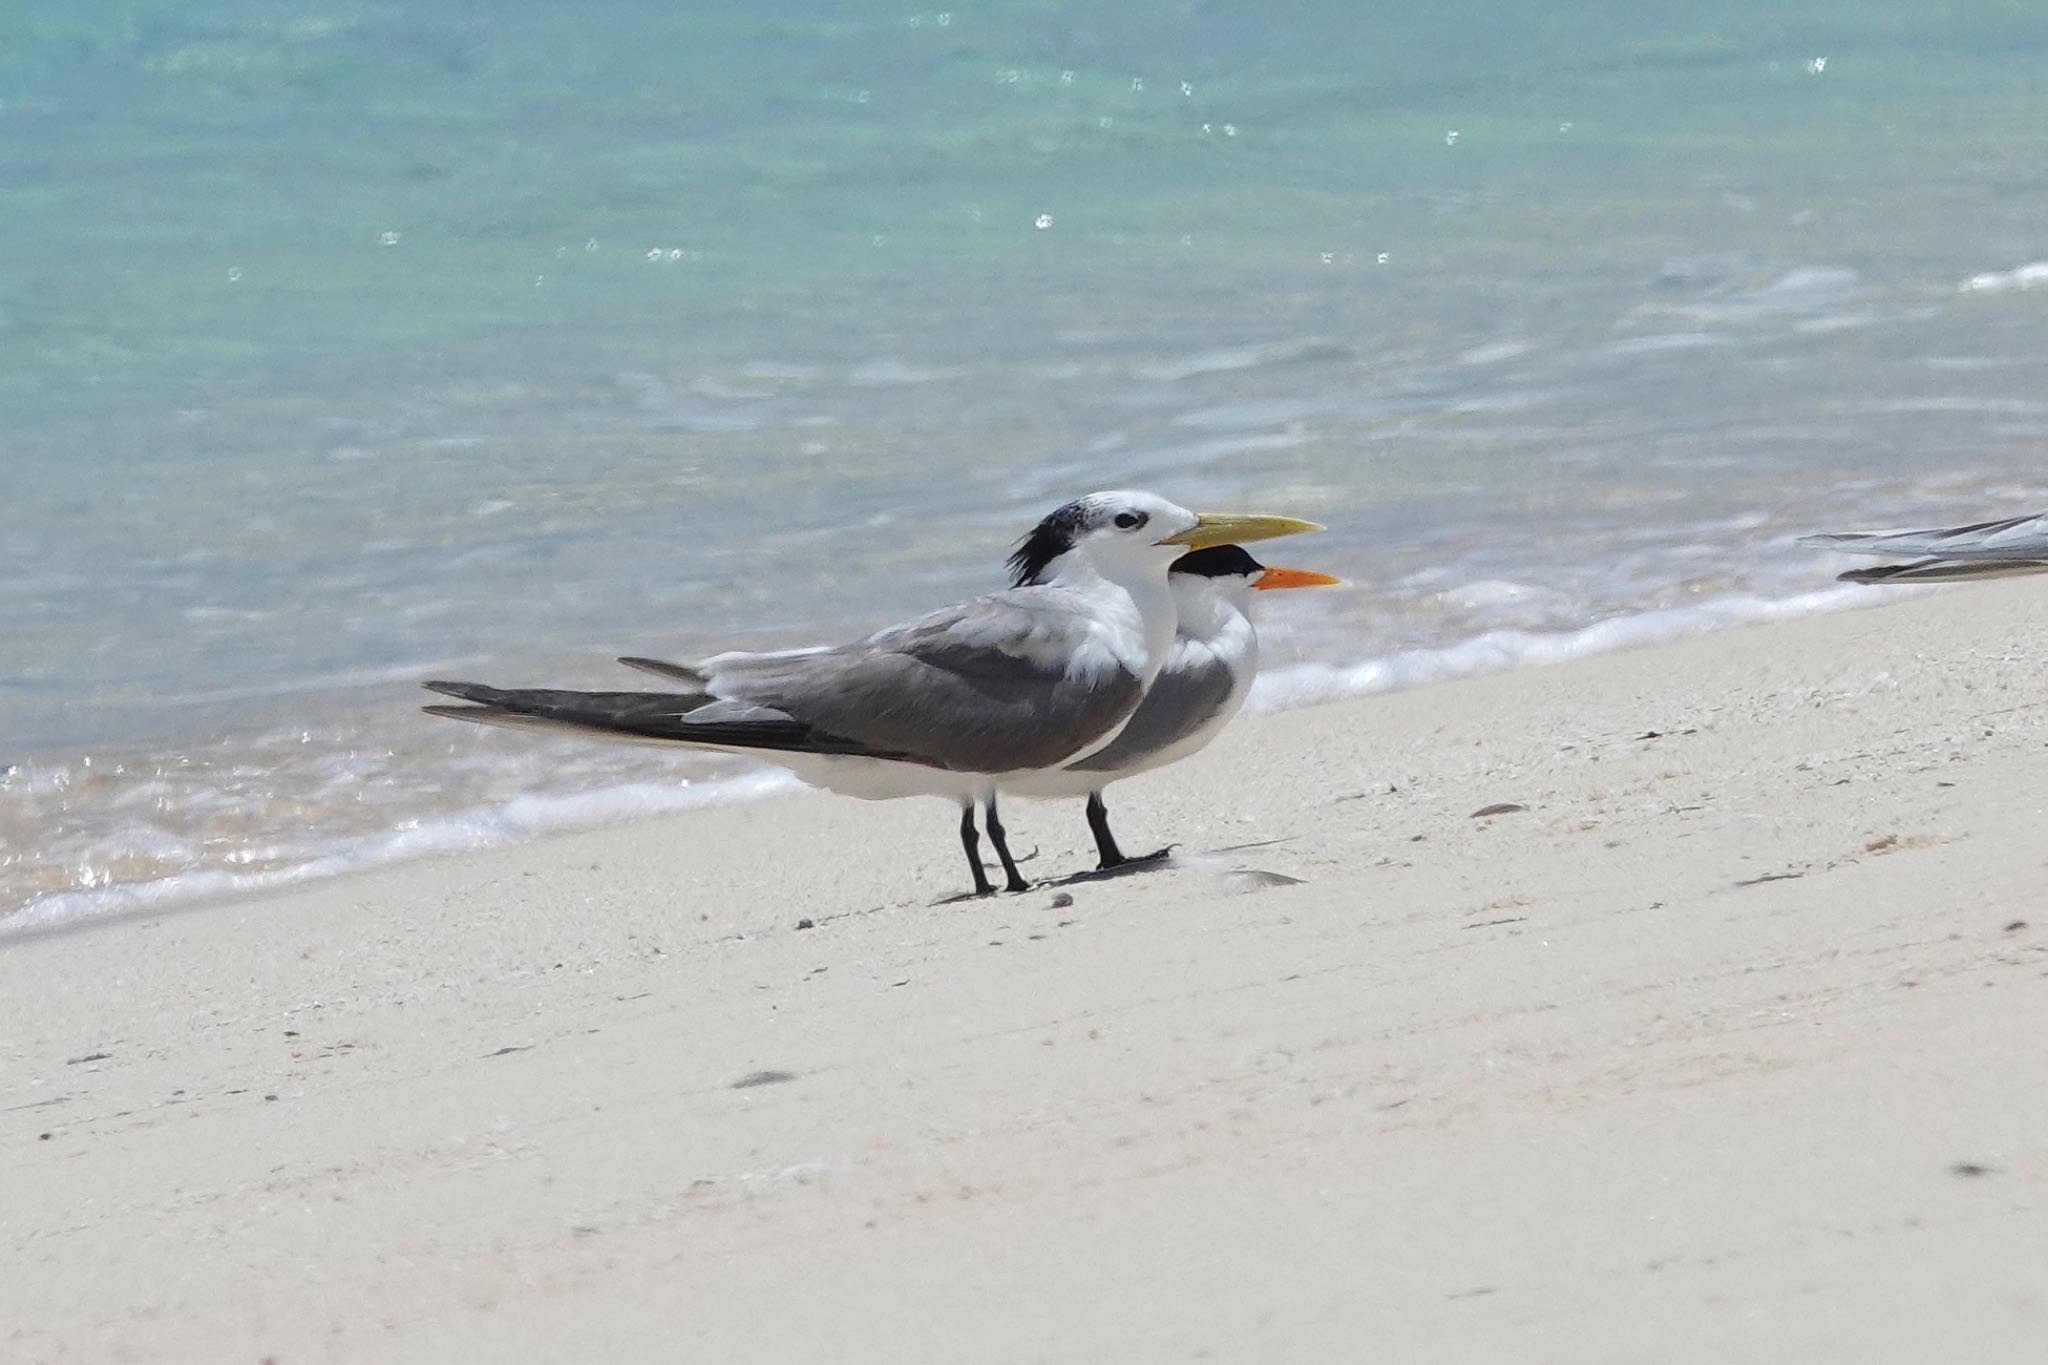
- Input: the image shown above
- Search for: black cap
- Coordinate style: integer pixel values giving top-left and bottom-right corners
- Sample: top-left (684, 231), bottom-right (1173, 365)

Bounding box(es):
top-left (1171, 544), bottom-right (1263, 578)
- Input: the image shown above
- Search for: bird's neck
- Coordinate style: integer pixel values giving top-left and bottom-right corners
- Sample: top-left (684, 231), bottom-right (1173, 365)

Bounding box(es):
top-left (1169, 583), bottom-right (1248, 643)
top-left (1056, 553), bottom-right (1179, 686)
top-left (1168, 588), bottom-right (1258, 681)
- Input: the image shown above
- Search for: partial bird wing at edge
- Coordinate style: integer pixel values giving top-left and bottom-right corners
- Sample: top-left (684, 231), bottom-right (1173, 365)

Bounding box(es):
top-left (1799, 510), bottom-right (2048, 584)
top-left (1833, 557), bottom-right (2048, 584)
top-left (1798, 511), bottom-right (2048, 559)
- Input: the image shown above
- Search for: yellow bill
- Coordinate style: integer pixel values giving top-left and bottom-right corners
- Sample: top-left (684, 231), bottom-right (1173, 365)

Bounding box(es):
top-left (1159, 513), bottom-right (1324, 550)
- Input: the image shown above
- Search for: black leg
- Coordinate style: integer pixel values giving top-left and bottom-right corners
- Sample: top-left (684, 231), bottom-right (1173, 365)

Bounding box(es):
top-left (1085, 791), bottom-right (1129, 870)
top-left (982, 796), bottom-right (1030, 893)
top-left (1083, 790), bottom-right (1172, 874)
top-left (958, 803), bottom-right (994, 897)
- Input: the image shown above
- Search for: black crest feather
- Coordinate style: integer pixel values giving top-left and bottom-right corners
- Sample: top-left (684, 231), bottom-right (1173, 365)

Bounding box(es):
top-left (1007, 499), bottom-right (1095, 587)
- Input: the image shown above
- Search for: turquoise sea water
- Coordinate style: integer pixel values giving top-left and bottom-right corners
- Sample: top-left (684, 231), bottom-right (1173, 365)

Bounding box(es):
top-left (6, 2), bottom-right (2048, 923)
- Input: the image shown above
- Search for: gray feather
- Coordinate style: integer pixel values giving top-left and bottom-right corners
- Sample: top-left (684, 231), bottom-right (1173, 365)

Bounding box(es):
top-left (1800, 512), bottom-right (2048, 560)
top-left (1801, 510), bottom-right (2048, 583)
top-left (1836, 558), bottom-right (2048, 584)
top-left (699, 591), bottom-right (1143, 772)
top-left (424, 580), bottom-right (1143, 774)
top-left (1067, 653), bottom-right (1238, 773)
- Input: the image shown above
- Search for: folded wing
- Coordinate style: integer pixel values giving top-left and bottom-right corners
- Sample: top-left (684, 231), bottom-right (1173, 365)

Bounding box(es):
top-left (1066, 649), bottom-right (1239, 774)
top-left (1800, 511), bottom-right (2048, 582)
top-left (429, 586), bottom-right (1144, 774)
top-left (695, 589), bottom-right (1144, 772)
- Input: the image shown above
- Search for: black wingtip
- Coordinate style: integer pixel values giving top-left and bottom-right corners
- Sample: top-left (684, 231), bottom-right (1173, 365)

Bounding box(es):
top-left (422, 679), bottom-right (493, 702)
top-left (1840, 559), bottom-right (2048, 584)
top-left (423, 703), bottom-right (502, 722)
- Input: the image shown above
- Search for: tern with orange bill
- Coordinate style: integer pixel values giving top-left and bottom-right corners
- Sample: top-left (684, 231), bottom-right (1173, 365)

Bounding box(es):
top-left (424, 491), bottom-right (1321, 897)
top-left (1001, 543), bottom-right (1341, 871)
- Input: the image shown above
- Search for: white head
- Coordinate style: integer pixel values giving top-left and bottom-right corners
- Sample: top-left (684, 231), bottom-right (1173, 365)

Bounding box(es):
top-left (1007, 490), bottom-right (1198, 589)
top-left (1007, 491), bottom-right (1323, 590)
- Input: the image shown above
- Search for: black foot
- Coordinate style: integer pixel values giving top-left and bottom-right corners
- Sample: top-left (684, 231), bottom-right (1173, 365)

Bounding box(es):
top-left (1096, 845), bottom-right (1174, 874)
top-left (983, 797), bottom-right (1030, 894)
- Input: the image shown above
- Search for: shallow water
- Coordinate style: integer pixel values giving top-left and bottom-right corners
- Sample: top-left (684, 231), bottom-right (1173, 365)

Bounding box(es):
top-left (6, 2), bottom-right (2048, 925)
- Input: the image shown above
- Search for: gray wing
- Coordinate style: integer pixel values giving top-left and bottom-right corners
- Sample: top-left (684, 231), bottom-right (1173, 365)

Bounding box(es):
top-left (423, 683), bottom-right (907, 758)
top-left (1068, 650), bottom-right (1239, 773)
top-left (704, 588), bottom-right (1143, 773)
top-left (1800, 512), bottom-right (2048, 581)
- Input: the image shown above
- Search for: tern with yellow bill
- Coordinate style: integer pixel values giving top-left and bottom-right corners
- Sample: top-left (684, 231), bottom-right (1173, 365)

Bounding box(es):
top-left (1002, 543), bottom-right (1341, 870)
top-left (424, 491), bottom-right (1320, 897)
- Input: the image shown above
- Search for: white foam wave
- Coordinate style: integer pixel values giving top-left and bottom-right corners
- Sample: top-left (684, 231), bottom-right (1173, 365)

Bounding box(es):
top-left (153, 655), bottom-right (494, 708)
top-left (4, 770), bottom-right (796, 936)
top-left (1959, 262), bottom-right (2048, 294)
top-left (1248, 584), bottom-right (1885, 712)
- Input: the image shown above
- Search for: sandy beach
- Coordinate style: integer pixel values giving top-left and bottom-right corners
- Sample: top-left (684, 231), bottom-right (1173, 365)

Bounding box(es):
top-left (6, 578), bottom-right (2046, 1363)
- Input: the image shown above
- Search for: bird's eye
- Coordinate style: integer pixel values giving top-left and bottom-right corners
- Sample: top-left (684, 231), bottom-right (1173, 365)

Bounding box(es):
top-left (1114, 511), bottom-right (1147, 530)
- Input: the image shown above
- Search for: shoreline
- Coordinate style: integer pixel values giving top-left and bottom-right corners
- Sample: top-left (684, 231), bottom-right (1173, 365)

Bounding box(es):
top-left (6, 578), bottom-right (2047, 1360)
top-left (7, 576), bottom-right (1896, 934)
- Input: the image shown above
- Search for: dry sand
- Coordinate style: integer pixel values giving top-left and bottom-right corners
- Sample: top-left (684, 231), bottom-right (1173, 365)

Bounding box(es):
top-left (5, 579), bottom-right (2046, 1363)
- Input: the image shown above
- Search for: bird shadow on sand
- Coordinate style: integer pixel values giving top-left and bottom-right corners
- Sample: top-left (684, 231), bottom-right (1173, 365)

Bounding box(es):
top-left (1041, 848), bottom-right (1179, 888)
top-left (1042, 835), bottom-right (1304, 890)
top-left (929, 835), bottom-right (1302, 903)
top-left (1205, 836), bottom-right (1294, 855)
top-left (929, 846), bottom-right (1171, 904)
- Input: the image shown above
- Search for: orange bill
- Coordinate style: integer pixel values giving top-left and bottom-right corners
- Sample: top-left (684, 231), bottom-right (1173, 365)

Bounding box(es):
top-left (1254, 566), bottom-right (1342, 590)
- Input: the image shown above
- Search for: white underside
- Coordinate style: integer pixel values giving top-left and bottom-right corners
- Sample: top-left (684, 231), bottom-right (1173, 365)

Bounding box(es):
top-left (740, 749), bottom-right (992, 804)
